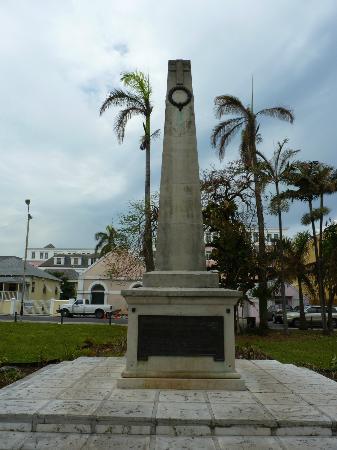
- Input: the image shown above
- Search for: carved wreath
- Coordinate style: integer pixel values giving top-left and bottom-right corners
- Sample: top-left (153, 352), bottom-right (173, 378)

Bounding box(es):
top-left (168, 86), bottom-right (192, 111)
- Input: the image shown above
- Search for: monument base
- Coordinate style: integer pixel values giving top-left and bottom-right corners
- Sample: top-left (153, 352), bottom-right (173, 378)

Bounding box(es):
top-left (117, 376), bottom-right (246, 390)
top-left (119, 286), bottom-right (245, 390)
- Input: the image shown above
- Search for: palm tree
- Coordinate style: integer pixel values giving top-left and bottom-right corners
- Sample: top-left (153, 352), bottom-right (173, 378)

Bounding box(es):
top-left (100, 71), bottom-right (158, 271)
top-left (256, 139), bottom-right (299, 332)
top-left (95, 224), bottom-right (126, 257)
top-left (323, 222), bottom-right (337, 332)
top-left (283, 161), bottom-right (337, 332)
top-left (211, 92), bottom-right (294, 328)
top-left (282, 232), bottom-right (314, 330)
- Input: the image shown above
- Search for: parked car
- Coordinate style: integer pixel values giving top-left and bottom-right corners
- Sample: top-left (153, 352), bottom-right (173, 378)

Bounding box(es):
top-left (58, 299), bottom-right (114, 319)
top-left (275, 306), bottom-right (337, 328)
top-left (267, 305), bottom-right (293, 323)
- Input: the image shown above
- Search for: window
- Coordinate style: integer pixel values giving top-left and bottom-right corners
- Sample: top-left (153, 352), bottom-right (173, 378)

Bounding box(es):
top-left (32, 252), bottom-right (35, 259)
top-left (56, 258), bottom-right (62, 265)
top-left (31, 281), bottom-right (35, 293)
top-left (55, 287), bottom-right (58, 295)
top-left (205, 251), bottom-right (212, 261)
top-left (274, 234), bottom-right (279, 240)
top-left (40, 252), bottom-right (44, 259)
top-left (267, 234), bottom-right (272, 242)
top-left (73, 257), bottom-right (78, 265)
top-left (45, 252), bottom-right (48, 259)
top-left (253, 233), bottom-right (258, 243)
top-left (43, 285), bottom-right (47, 294)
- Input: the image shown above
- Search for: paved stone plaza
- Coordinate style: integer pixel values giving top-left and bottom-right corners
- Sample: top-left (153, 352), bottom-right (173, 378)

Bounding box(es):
top-left (0, 357), bottom-right (337, 448)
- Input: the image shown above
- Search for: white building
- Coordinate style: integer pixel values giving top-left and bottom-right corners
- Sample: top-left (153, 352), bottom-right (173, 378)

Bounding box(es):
top-left (27, 244), bottom-right (95, 268)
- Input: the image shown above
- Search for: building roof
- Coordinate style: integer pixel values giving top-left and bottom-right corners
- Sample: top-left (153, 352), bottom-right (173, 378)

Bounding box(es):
top-left (44, 269), bottom-right (79, 280)
top-left (44, 243), bottom-right (55, 249)
top-left (0, 257), bottom-right (60, 282)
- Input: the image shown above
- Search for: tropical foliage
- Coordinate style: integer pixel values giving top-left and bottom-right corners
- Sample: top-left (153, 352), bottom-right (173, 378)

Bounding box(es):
top-left (211, 93), bottom-right (294, 328)
top-left (100, 71), bottom-right (158, 271)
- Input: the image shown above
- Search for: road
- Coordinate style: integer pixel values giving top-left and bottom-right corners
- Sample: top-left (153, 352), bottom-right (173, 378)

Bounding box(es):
top-left (0, 314), bottom-right (128, 325)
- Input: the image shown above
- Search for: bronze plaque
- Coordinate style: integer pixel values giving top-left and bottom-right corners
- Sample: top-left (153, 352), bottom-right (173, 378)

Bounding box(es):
top-left (137, 315), bottom-right (224, 361)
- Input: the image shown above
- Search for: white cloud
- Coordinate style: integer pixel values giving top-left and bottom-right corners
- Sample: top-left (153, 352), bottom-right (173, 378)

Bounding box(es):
top-left (1, 0), bottom-right (337, 255)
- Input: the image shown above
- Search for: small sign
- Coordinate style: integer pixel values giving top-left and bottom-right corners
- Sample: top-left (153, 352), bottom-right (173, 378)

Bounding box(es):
top-left (137, 315), bottom-right (224, 361)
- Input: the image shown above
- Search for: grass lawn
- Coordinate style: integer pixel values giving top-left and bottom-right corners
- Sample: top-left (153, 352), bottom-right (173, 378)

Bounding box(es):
top-left (0, 322), bottom-right (127, 364)
top-left (1, 323), bottom-right (337, 388)
top-left (236, 330), bottom-right (337, 370)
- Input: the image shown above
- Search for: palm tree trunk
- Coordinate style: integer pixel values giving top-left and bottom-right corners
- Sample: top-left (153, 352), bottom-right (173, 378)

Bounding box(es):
top-left (143, 115), bottom-right (154, 272)
top-left (319, 193), bottom-right (327, 331)
top-left (298, 276), bottom-right (307, 330)
top-left (252, 163), bottom-right (268, 330)
top-left (327, 288), bottom-right (334, 333)
top-left (308, 198), bottom-right (327, 332)
top-left (276, 181), bottom-right (288, 333)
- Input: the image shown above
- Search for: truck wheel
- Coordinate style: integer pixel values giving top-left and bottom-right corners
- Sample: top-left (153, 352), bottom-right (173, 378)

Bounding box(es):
top-left (95, 309), bottom-right (104, 319)
top-left (61, 309), bottom-right (70, 317)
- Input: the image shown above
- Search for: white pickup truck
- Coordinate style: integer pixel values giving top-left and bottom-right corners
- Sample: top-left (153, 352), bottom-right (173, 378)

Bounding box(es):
top-left (59, 299), bottom-right (113, 319)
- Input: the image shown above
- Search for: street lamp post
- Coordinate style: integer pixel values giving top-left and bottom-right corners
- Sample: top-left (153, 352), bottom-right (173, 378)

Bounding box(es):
top-left (20, 199), bottom-right (32, 318)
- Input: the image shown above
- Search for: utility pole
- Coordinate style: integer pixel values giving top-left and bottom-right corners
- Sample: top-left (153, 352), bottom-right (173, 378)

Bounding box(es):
top-left (20, 199), bottom-right (32, 318)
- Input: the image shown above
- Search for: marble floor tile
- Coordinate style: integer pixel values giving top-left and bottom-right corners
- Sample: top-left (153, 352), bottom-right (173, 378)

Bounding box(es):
top-left (20, 432), bottom-right (89, 449)
top-left (156, 402), bottom-right (211, 423)
top-left (0, 431), bottom-right (28, 449)
top-left (207, 391), bottom-right (257, 403)
top-left (36, 400), bottom-right (100, 418)
top-left (154, 436), bottom-right (216, 450)
top-left (83, 435), bottom-right (150, 449)
top-left (279, 436), bottom-right (337, 449)
top-left (95, 401), bottom-right (154, 421)
top-left (0, 400), bottom-right (49, 419)
top-left (158, 391), bottom-right (205, 403)
top-left (297, 393), bottom-right (337, 405)
top-left (109, 389), bottom-right (157, 402)
top-left (211, 403), bottom-right (276, 426)
top-left (217, 436), bottom-right (283, 449)
top-left (264, 404), bottom-right (332, 426)
top-left (252, 393), bottom-right (309, 405)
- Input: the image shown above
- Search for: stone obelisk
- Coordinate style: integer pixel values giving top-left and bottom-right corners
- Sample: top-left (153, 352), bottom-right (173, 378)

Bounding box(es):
top-left (117, 60), bottom-right (245, 390)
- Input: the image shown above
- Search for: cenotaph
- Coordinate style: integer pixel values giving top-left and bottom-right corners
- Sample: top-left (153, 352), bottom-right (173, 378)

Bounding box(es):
top-left (117, 60), bottom-right (245, 390)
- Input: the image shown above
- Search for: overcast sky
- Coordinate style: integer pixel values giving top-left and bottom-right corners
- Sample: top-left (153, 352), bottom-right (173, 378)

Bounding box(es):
top-left (1, 0), bottom-right (337, 256)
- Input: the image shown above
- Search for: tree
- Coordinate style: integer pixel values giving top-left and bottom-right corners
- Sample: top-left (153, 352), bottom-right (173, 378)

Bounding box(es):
top-left (201, 165), bottom-right (257, 295)
top-left (95, 224), bottom-right (128, 257)
top-left (322, 222), bottom-right (337, 332)
top-left (46, 271), bottom-right (76, 300)
top-left (282, 232), bottom-right (314, 330)
top-left (256, 139), bottom-right (299, 332)
top-left (211, 92), bottom-right (294, 328)
top-left (103, 248), bottom-right (145, 280)
top-left (100, 71), bottom-right (159, 271)
top-left (283, 161), bottom-right (337, 332)
top-left (118, 194), bottom-right (159, 259)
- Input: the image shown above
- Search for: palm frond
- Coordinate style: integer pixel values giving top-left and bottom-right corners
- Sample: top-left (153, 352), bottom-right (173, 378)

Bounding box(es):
top-left (214, 95), bottom-right (247, 119)
top-left (211, 119), bottom-right (244, 161)
top-left (114, 107), bottom-right (144, 143)
top-left (121, 71), bottom-right (151, 102)
top-left (100, 89), bottom-right (145, 116)
top-left (256, 107), bottom-right (294, 123)
top-left (279, 149), bottom-right (300, 173)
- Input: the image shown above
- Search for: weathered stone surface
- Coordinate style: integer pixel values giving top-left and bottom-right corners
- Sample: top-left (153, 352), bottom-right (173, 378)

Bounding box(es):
top-left (0, 357), bottom-right (336, 445)
top-left (154, 436), bottom-right (216, 449)
top-left (217, 436), bottom-right (283, 449)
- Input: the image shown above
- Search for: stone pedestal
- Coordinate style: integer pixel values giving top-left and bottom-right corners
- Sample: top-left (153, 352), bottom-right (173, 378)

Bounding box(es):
top-left (117, 60), bottom-right (244, 390)
top-left (117, 287), bottom-right (245, 389)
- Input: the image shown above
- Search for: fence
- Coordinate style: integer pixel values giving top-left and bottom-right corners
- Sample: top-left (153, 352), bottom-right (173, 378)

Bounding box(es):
top-left (0, 298), bottom-right (69, 316)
